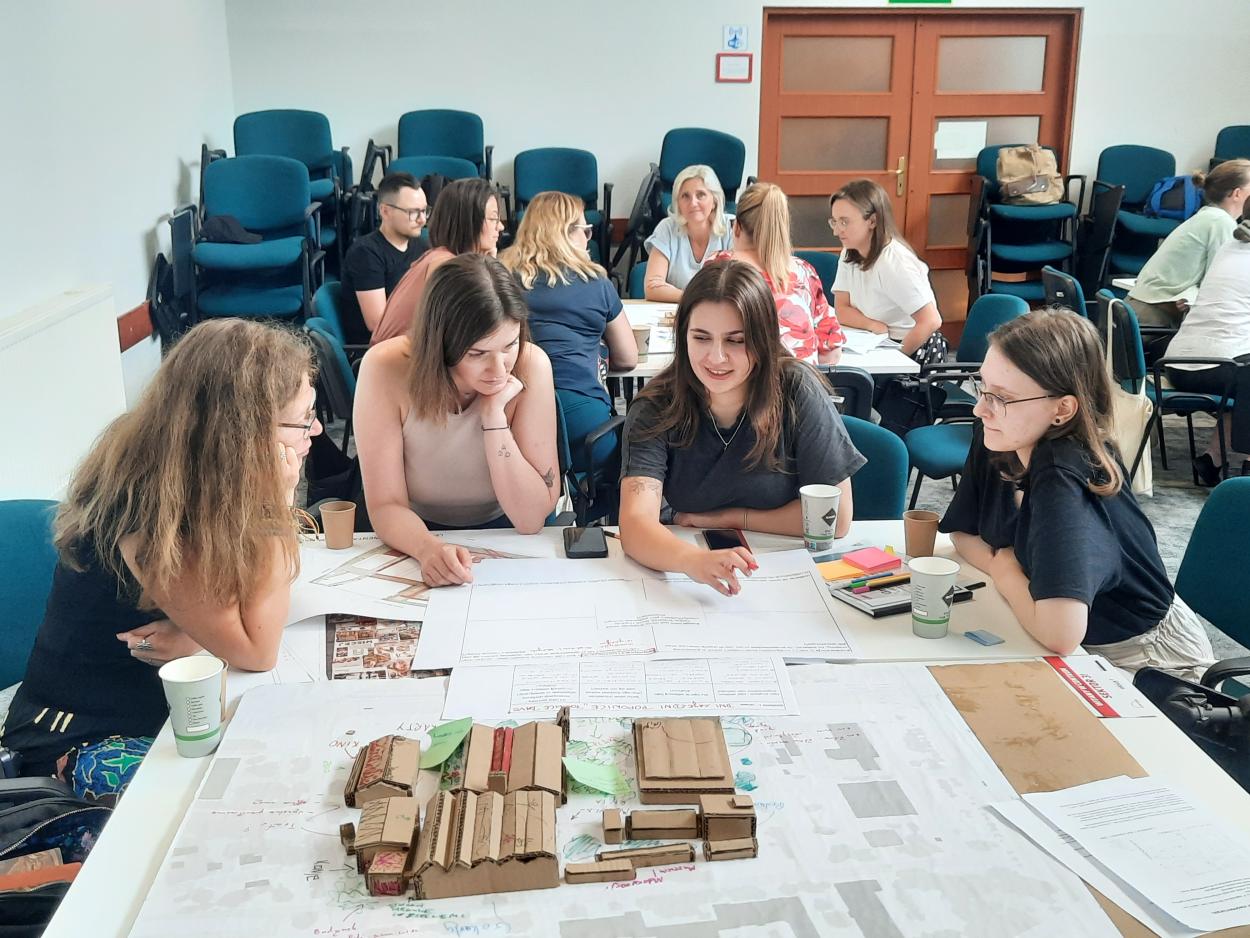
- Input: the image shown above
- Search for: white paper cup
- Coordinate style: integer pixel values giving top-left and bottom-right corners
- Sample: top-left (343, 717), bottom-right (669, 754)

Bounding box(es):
top-left (800, 484), bottom-right (841, 552)
top-left (907, 556), bottom-right (961, 639)
top-left (158, 655), bottom-right (226, 758)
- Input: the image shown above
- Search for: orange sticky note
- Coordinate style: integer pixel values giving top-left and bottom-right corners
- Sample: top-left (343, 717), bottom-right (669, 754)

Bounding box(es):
top-left (817, 559), bottom-right (862, 582)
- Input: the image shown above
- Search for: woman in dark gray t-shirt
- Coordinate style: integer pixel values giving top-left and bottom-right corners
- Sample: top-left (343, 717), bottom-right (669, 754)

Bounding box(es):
top-left (619, 260), bottom-right (865, 596)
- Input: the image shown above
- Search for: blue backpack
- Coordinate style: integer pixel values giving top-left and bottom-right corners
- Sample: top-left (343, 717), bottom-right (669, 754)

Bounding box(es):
top-left (1144, 175), bottom-right (1203, 220)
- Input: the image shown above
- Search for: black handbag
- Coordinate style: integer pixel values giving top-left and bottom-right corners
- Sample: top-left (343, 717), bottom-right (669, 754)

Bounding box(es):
top-left (876, 379), bottom-right (949, 439)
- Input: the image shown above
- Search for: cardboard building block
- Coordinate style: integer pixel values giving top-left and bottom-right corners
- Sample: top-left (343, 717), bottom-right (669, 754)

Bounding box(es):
top-left (602, 808), bottom-right (623, 844)
top-left (365, 850), bottom-right (409, 896)
top-left (412, 788), bottom-right (559, 899)
top-left (595, 843), bottom-right (695, 868)
top-left (625, 809), bottom-right (699, 840)
top-left (633, 717), bottom-right (734, 804)
top-left (703, 837), bottom-right (758, 861)
top-left (340, 822), bottom-right (356, 855)
top-left (352, 797), bottom-right (420, 874)
top-left (459, 719), bottom-right (566, 802)
top-left (699, 793), bottom-right (756, 841)
top-left (344, 735), bottom-right (422, 808)
top-left (564, 860), bottom-right (636, 884)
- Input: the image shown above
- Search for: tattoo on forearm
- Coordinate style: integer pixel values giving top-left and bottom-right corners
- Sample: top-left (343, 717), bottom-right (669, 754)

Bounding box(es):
top-left (542, 467), bottom-right (556, 489)
top-left (498, 444), bottom-right (511, 457)
top-left (627, 477), bottom-right (663, 497)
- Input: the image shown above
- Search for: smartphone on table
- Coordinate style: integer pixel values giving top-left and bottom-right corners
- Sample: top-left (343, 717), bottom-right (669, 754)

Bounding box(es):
top-left (563, 526), bottom-right (608, 559)
top-left (703, 528), bottom-right (747, 552)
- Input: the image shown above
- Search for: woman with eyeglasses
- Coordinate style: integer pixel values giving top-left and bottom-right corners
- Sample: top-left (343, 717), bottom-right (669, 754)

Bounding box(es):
top-left (500, 191), bottom-right (637, 472)
top-left (339, 171), bottom-right (430, 344)
top-left (619, 260), bottom-right (864, 595)
top-left (371, 177), bottom-right (507, 345)
top-left (939, 309), bottom-right (1213, 679)
top-left (644, 165), bottom-right (735, 301)
top-left (829, 180), bottom-right (946, 363)
top-left (1, 320), bottom-right (320, 796)
top-left (355, 254), bottom-right (559, 586)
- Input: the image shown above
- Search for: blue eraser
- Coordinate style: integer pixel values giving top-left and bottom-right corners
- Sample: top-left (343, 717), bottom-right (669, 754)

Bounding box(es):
top-left (964, 629), bottom-right (1005, 646)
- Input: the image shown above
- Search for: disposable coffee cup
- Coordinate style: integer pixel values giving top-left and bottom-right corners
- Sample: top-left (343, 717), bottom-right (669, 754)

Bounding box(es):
top-left (633, 326), bottom-right (652, 356)
top-left (903, 509), bottom-right (940, 559)
top-left (322, 500), bottom-right (356, 550)
top-left (158, 655), bottom-right (226, 758)
top-left (908, 556), bottom-right (961, 639)
top-left (800, 484), bottom-right (841, 552)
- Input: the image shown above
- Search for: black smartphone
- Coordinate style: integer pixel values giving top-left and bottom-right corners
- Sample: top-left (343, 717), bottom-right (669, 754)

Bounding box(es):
top-left (563, 526), bottom-right (608, 559)
top-left (703, 528), bottom-right (746, 551)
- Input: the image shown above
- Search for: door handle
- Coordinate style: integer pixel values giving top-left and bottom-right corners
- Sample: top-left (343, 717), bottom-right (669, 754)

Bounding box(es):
top-left (891, 156), bottom-right (906, 197)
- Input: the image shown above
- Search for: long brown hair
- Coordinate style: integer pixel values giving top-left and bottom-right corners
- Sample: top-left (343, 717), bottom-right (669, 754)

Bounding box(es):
top-left (634, 259), bottom-right (797, 470)
top-left (733, 182), bottom-right (793, 288)
top-left (830, 178), bottom-right (914, 270)
top-left (499, 191), bottom-right (605, 289)
top-left (426, 177), bottom-right (498, 255)
top-left (55, 319), bottom-right (314, 604)
top-left (405, 253), bottom-right (531, 423)
top-left (988, 308), bottom-right (1124, 496)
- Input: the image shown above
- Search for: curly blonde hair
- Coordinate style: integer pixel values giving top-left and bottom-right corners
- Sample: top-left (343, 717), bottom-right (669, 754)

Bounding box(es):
top-left (500, 191), bottom-right (605, 289)
top-left (55, 318), bottom-right (314, 605)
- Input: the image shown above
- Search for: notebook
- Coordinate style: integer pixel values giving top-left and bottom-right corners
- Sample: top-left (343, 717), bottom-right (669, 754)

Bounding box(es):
top-left (829, 579), bottom-right (984, 618)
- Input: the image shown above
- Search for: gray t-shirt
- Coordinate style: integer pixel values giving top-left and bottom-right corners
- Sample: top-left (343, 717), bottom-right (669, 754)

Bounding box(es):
top-left (622, 363), bottom-right (866, 513)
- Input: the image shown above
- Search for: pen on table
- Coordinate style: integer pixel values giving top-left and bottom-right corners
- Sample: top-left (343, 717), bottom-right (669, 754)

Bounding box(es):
top-left (846, 569), bottom-right (900, 588)
top-left (852, 574), bottom-right (911, 594)
top-left (602, 529), bottom-right (620, 540)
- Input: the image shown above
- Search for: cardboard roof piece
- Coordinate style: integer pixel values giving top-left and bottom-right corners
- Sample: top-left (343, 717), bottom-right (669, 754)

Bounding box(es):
top-left (699, 793), bottom-right (756, 842)
top-left (348, 796), bottom-right (419, 875)
top-left (564, 859), bottom-right (636, 884)
top-left (703, 837), bottom-right (758, 861)
top-left (344, 735), bottom-right (422, 808)
top-left (929, 661), bottom-right (1158, 938)
top-left (602, 808), bottom-right (623, 845)
top-left (595, 843), bottom-right (695, 868)
top-left (625, 808), bottom-right (699, 841)
top-left (412, 788), bottom-right (559, 899)
top-left (633, 717), bottom-right (734, 804)
top-left (458, 719), bottom-right (566, 803)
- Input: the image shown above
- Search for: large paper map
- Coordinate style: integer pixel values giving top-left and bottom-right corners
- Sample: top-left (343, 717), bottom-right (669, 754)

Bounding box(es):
top-left (128, 665), bottom-right (1117, 937)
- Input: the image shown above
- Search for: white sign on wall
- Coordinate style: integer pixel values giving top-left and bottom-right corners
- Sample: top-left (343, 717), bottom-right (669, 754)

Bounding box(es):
top-left (723, 25), bottom-right (748, 51)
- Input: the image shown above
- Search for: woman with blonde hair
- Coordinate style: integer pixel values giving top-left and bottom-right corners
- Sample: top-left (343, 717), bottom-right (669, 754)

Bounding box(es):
top-left (1, 319), bottom-right (320, 792)
top-left (940, 309), bottom-right (1213, 678)
top-left (718, 181), bottom-right (846, 365)
top-left (644, 164), bottom-right (734, 301)
top-left (501, 191), bottom-right (636, 471)
top-left (355, 253), bottom-right (559, 587)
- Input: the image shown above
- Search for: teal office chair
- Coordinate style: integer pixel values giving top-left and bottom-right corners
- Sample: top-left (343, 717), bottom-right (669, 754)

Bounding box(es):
top-left (311, 282), bottom-right (369, 362)
top-left (513, 148), bottom-right (614, 265)
top-left (628, 261), bottom-right (647, 299)
top-left (794, 250), bottom-right (838, 298)
top-left (842, 416), bottom-right (908, 520)
top-left (1211, 125), bottom-right (1250, 170)
top-left (1097, 145), bottom-right (1180, 276)
top-left (1042, 266), bottom-right (1089, 318)
top-left (189, 155), bottom-right (322, 321)
top-left (397, 109), bottom-right (492, 179)
top-left (818, 365), bottom-right (873, 421)
top-left (658, 128), bottom-right (746, 214)
top-left (304, 316), bottom-right (357, 452)
top-left (387, 155), bottom-right (480, 182)
top-left (936, 293), bottom-right (1029, 419)
top-left (0, 500), bottom-right (58, 689)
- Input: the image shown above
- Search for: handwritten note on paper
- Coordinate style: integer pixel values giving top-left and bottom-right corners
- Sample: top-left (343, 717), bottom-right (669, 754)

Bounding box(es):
top-left (441, 657), bottom-right (800, 720)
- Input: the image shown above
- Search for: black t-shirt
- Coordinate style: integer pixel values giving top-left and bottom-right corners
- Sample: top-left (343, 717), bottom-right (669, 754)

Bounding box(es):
top-left (622, 363), bottom-right (866, 514)
top-left (941, 428), bottom-right (1172, 645)
top-left (339, 230), bottom-right (429, 344)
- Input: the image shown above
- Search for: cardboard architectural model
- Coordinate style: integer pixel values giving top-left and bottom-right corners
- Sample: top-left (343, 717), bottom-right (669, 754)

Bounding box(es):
top-left (458, 718), bottom-right (566, 802)
top-left (699, 793), bottom-right (756, 841)
top-left (411, 788), bottom-right (560, 899)
top-left (633, 717), bottom-right (735, 804)
top-left (601, 808), bottom-right (623, 844)
top-left (564, 859), bottom-right (635, 884)
top-left (344, 735), bottom-right (422, 807)
top-left (340, 796), bottom-right (421, 895)
top-left (703, 837), bottom-right (758, 861)
top-left (595, 843), bottom-right (695, 868)
top-left (625, 808), bottom-right (700, 840)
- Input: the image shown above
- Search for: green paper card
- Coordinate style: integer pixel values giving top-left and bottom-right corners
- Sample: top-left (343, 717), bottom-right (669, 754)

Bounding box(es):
top-left (419, 716), bottom-right (473, 768)
top-left (562, 757), bottom-right (630, 796)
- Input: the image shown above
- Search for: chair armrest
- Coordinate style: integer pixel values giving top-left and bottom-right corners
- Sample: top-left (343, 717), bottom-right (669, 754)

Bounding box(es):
top-left (499, 185), bottom-right (513, 232)
top-left (918, 362), bottom-right (982, 381)
top-left (582, 415), bottom-right (626, 486)
top-left (484, 144), bottom-right (494, 181)
top-left (1202, 656), bottom-right (1250, 694)
top-left (1062, 173), bottom-right (1087, 210)
top-left (601, 182), bottom-right (615, 260)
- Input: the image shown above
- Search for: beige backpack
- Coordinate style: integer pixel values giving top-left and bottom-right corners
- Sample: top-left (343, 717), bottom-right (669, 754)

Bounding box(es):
top-left (996, 145), bottom-right (1065, 205)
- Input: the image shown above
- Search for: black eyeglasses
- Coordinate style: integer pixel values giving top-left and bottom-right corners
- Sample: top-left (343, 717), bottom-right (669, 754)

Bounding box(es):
top-left (382, 203), bottom-right (430, 221)
top-left (279, 419), bottom-right (316, 438)
top-left (972, 379), bottom-right (1058, 419)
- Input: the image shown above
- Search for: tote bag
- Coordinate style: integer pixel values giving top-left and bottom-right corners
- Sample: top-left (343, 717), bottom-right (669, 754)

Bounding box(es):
top-left (1104, 309), bottom-right (1154, 496)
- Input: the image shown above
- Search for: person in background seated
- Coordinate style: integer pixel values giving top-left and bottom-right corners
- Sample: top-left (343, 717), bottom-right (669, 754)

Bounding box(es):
top-left (500, 191), bottom-right (636, 472)
top-left (0, 320), bottom-right (320, 797)
top-left (1164, 210), bottom-right (1250, 485)
top-left (1129, 159), bottom-right (1250, 328)
top-left (619, 260), bottom-right (865, 595)
top-left (354, 254), bottom-right (559, 586)
top-left (829, 179), bottom-right (945, 363)
top-left (940, 308), bottom-right (1213, 679)
top-left (339, 172), bottom-right (429, 344)
top-left (370, 177), bottom-right (506, 345)
top-left (644, 165), bottom-right (734, 301)
top-left (718, 181), bottom-right (845, 366)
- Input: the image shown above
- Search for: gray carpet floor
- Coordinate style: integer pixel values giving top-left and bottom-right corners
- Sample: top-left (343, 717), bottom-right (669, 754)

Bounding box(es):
top-left (911, 413), bottom-right (1248, 661)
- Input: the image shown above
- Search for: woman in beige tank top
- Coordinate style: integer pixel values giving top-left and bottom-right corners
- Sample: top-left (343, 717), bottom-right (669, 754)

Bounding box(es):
top-left (354, 254), bottom-right (560, 585)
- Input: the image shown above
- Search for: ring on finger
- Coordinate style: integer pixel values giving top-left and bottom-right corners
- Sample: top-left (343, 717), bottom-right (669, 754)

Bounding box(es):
top-left (136, 637), bottom-right (154, 652)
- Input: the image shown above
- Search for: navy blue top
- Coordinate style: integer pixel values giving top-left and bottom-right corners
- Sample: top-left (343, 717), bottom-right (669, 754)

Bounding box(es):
top-left (522, 272), bottom-right (623, 406)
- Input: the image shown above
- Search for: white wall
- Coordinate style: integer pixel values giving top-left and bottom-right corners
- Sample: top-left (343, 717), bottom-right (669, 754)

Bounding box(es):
top-left (0, 1), bottom-right (235, 402)
top-left (225, 0), bottom-right (1250, 217)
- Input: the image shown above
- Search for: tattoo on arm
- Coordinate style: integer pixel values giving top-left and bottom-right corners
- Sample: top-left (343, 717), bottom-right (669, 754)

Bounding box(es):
top-left (626, 477), bottom-right (663, 497)
top-left (542, 467), bottom-right (556, 489)
top-left (497, 444), bottom-right (511, 458)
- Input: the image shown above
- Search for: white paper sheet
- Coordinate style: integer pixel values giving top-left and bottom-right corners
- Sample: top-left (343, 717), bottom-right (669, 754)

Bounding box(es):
top-left (412, 550), bottom-right (857, 669)
top-left (1023, 776), bottom-right (1250, 932)
top-left (990, 799), bottom-right (1202, 938)
top-left (442, 655), bottom-right (800, 720)
top-left (840, 327), bottom-right (891, 355)
top-left (1044, 654), bottom-right (1156, 718)
top-left (935, 120), bottom-right (988, 160)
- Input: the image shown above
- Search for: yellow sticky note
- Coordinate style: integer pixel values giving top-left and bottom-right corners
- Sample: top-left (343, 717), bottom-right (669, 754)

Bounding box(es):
top-left (817, 559), bottom-right (861, 582)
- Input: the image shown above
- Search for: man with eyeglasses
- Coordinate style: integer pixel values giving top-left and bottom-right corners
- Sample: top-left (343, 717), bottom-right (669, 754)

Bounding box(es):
top-left (340, 172), bottom-right (430, 344)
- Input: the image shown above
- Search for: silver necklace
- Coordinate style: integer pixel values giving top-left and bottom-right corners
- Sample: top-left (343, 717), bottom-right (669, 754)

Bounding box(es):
top-left (711, 412), bottom-right (746, 450)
